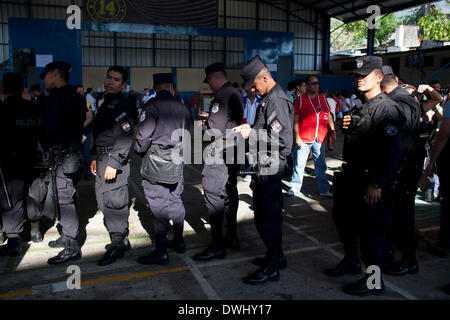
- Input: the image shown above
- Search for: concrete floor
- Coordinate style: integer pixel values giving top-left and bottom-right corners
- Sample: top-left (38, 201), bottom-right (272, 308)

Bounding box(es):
top-left (0, 132), bottom-right (449, 300)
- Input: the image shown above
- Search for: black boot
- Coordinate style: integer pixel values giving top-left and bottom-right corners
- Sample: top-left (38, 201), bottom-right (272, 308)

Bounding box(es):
top-left (343, 273), bottom-right (385, 296)
top-left (47, 236), bottom-right (81, 265)
top-left (137, 233), bottom-right (169, 265)
top-left (31, 221), bottom-right (43, 243)
top-left (244, 261), bottom-right (280, 285)
top-left (384, 256), bottom-right (419, 276)
top-left (0, 236), bottom-right (20, 257)
top-left (167, 223), bottom-right (185, 254)
top-left (98, 233), bottom-right (126, 266)
top-left (105, 228), bottom-right (131, 251)
top-left (193, 214), bottom-right (226, 261)
top-left (324, 257), bottom-right (362, 277)
top-left (48, 235), bottom-right (65, 248)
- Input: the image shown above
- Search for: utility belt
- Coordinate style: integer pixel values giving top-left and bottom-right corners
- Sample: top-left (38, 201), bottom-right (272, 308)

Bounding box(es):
top-left (95, 146), bottom-right (114, 155)
top-left (36, 147), bottom-right (81, 175)
top-left (249, 151), bottom-right (287, 181)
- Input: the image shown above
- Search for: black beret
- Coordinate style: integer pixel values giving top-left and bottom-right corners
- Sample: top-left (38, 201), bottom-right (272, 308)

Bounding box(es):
top-left (153, 73), bottom-right (173, 85)
top-left (39, 61), bottom-right (72, 80)
top-left (240, 55), bottom-right (265, 91)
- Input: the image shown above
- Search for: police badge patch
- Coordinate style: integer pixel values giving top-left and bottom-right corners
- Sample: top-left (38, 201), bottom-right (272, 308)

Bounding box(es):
top-left (211, 103), bottom-right (220, 113)
top-left (356, 59), bottom-right (363, 68)
top-left (140, 111), bottom-right (146, 122)
top-left (270, 120), bottom-right (283, 133)
top-left (384, 124), bottom-right (398, 136)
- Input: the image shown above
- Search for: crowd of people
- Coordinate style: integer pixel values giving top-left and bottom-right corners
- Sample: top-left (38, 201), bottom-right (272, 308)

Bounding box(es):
top-left (0, 53), bottom-right (449, 296)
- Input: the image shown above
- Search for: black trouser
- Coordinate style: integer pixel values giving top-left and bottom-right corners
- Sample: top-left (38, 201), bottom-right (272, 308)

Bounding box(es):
top-left (95, 155), bottom-right (130, 235)
top-left (251, 174), bottom-right (284, 267)
top-left (27, 166), bottom-right (80, 239)
top-left (142, 174), bottom-right (185, 249)
top-left (0, 179), bottom-right (26, 236)
top-left (391, 157), bottom-right (424, 259)
top-left (437, 151), bottom-right (450, 249)
top-left (202, 163), bottom-right (239, 246)
top-left (332, 169), bottom-right (393, 270)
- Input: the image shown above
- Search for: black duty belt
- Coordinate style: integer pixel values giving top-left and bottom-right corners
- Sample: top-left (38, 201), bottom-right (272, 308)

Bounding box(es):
top-left (96, 146), bottom-right (114, 155)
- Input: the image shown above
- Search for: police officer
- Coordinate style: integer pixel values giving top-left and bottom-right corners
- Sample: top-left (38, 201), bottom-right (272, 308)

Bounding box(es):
top-left (193, 62), bottom-right (244, 262)
top-left (233, 55), bottom-right (293, 284)
top-left (381, 66), bottom-right (422, 276)
top-left (134, 73), bottom-right (190, 265)
top-left (27, 61), bottom-right (86, 264)
top-left (327, 56), bottom-right (403, 296)
top-left (91, 66), bottom-right (137, 266)
top-left (0, 73), bottom-right (40, 257)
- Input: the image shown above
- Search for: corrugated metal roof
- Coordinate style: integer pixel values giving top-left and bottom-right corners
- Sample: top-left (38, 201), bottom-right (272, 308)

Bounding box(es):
top-left (290, 0), bottom-right (434, 23)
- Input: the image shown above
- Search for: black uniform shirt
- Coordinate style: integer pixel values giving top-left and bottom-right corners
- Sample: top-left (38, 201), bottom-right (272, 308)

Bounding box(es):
top-left (0, 94), bottom-right (40, 174)
top-left (39, 84), bottom-right (86, 151)
top-left (343, 92), bottom-right (402, 188)
top-left (92, 91), bottom-right (138, 169)
top-left (135, 90), bottom-right (190, 154)
top-left (253, 83), bottom-right (294, 158)
top-left (203, 82), bottom-right (244, 136)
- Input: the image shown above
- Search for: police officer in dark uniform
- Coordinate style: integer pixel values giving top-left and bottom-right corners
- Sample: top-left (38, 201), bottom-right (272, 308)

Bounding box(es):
top-left (380, 66), bottom-right (422, 276)
top-left (27, 61), bottom-right (86, 264)
top-left (134, 73), bottom-right (190, 265)
top-left (0, 73), bottom-right (40, 256)
top-left (193, 63), bottom-right (244, 262)
top-left (233, 55), bottom-right (293, 284)
top-left (326, 56), bottom-right (403, 296)
top-left (91, 66), bottom-right (137, 266)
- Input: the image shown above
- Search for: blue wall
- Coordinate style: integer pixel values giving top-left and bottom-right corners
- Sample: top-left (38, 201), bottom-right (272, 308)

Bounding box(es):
top-left (9, 18), bottom-right (82, 86)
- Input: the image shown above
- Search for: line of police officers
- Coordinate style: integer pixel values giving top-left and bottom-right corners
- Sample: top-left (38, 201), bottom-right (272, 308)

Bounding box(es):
top-left (0, 54), bottom-right (436, 294)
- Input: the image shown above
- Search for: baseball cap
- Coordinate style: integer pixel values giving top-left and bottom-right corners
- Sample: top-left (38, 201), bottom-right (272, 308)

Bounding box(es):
top-left (351, 56), bottom-right (382, 76)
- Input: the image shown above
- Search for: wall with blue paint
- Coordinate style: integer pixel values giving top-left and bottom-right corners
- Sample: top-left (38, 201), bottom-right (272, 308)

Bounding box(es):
top-left (8, 18), bottom-right (82, 86)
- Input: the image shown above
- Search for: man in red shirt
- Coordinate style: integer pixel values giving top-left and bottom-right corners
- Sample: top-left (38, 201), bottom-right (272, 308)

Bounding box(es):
top-left (287, 76), bottom-right (335, 197)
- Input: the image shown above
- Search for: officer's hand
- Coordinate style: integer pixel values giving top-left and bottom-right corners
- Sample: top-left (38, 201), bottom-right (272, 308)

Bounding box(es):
top-left (417, 84), bottom-right (432, 94)
top-left (104, 166), bottom-right (117, 181)
top-left (342, 115), bottom-right (352, 129)
top-left (365, 185), bottom-right (382, 204)
top-left (232, 124), bottom-right (252, 139)
top-left (90, 160), bottom-right (97, 176)
top-left (296, 136), bottom-right (303, 147)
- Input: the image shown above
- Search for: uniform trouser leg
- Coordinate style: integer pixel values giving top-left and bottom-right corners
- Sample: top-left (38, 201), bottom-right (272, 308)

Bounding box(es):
top-left (252, 177), bottom-right (283, 265)
top-left (224, 164), bottom-right (239, 238)
top-left (360, 188), bottom-right (393, 270)
top-left (437, 164), bottom-right (450, 249)
top-left (203, 164), bottom-right (229, 248)
top-left (95, 158), bottom-right (130, 235)
top-left (56, 167), bottom-right (79, 239)
top-left (331, 172), bottom-right (360, 264)
top-left (392, 186), bottom-right (417, 259)
top-left (1, 179), bottom-right (25, 236)
top-left (142, 177), bottom-right (186, 249)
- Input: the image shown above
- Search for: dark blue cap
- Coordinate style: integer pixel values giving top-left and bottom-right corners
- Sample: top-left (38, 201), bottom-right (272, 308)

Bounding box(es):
top-left (39, 61), bottom-right (72, 80)
top-left (351, 56), bottom-right (382, 76)
top-left (153, 73), bottom-right (173, 85)
top-left (240, 55), bottom-right (265, 91)
top-left (382, 65), bottom-right (395, 76)
top-left (204, 62), bottom-right (226, 83)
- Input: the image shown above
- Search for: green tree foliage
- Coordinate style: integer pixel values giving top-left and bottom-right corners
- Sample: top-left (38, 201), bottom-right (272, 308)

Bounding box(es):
top-left (418, 7), bottom-right (450, 41)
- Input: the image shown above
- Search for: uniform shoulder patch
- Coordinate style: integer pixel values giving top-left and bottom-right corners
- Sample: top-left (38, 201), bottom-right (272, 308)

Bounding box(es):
top-left (140, 110), bottom-right (146, 122)
top-left (384, 123), bottom-right (398, 136)
top-left (211, 103), bottom-right (220, 113)
top-left (270, 120), bottom-right (283, 133)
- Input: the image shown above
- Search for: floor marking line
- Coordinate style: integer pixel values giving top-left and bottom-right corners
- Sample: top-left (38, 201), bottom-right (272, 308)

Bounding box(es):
top-left (284, 222), bottom-right (419, 300)
top-left (0, 289), bottom-right (32, 299)
top-left (181, 255), bottom-right (220, 300)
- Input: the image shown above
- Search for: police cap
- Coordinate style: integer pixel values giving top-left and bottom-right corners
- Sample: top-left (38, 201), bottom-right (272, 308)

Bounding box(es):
top-left (39, 61), bottom-right (72, 80)
top-left (3, 72), bottom-right (24, 94)
top-left (382, 65), bottom-right (395, 76)
top-left (240, 55), bottom-right (265, 91)
top-left (203, 62), bottom-right (226, 83)
top-left (351, 56), bottom-right (382, 76)
top-left (153, 73), bottom-right (173, 86)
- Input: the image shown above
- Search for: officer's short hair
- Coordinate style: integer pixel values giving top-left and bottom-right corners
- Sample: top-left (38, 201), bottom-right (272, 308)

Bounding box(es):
top-left (107, 65), bottom-right (128, 83)
top-left (58, 69), bottom-right (70, 82)
top-left (256, 66), bottom-right (272, 79)
top-left (428, 79), bottom-right (440, 86)
top-left (381, 74), bottom-right (397, 88)
top-left (74, 85), bottom-right (83, 90)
